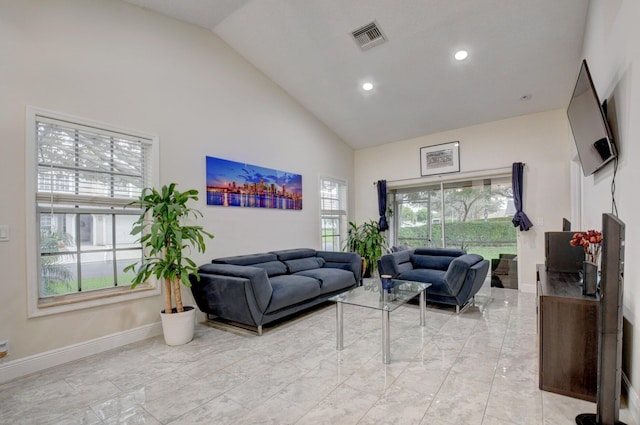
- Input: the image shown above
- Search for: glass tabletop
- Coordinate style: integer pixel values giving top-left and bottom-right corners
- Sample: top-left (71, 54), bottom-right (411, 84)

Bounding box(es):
top-left (329, 278), bottom-right (431, 312)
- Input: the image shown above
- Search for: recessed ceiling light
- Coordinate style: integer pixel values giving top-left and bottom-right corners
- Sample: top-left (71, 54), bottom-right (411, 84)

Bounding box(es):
top-left (454, 50), bottom-right (468, 61)
top-left (362, 82), bottom-right (374, 91)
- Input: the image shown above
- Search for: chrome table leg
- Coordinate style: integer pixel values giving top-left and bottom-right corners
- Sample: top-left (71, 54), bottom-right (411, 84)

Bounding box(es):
top-left (420, 290), bottom-right (426, 327)
top-left (336, 302), bottom-right (343, 350)
top-left (382, 309), bottom-right (390, 364)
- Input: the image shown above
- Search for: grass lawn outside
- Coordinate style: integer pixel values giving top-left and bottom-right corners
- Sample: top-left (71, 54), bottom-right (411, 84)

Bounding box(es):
top-left (467, 245), bottom-right (517, 262)
top-left (43, 273), bottom-right (136, 296)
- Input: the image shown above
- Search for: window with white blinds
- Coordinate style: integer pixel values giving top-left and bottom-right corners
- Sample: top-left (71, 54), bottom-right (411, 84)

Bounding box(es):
top-left (27, 107), bottom-right (159, 315)
top-left (320, 177), bottom-right (347, 252)
top-left (36, 116), bottom-right (150, 207)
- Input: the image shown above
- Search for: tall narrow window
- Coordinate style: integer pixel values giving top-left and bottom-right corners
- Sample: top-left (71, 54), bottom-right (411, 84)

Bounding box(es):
top-left (320, 177), bottom-right (347, 251)
top-left (27, 107), bottom-right (158, 315)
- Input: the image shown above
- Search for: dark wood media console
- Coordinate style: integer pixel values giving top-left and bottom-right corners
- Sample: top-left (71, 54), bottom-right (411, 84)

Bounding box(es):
top-left (537, 264), bottom-right (599, 402)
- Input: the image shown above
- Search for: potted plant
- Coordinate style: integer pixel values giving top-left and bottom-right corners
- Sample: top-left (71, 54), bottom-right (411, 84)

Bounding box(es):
top-left (344, 220), bottom-right (388, 278)
top-left (125, 183), bottom-right (214, 346)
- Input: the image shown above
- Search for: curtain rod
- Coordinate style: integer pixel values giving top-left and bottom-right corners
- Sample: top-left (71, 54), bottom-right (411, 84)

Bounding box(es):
top-left (372, 164), bottom-right (521, 185)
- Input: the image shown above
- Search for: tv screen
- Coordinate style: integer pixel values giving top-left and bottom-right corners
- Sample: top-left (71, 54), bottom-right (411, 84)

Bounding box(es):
top-left (567, 59), bottom-right (616, 176)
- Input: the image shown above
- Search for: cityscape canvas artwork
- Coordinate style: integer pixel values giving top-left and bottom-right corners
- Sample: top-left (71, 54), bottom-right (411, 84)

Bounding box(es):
top-left (206, 156), bottom-right (303, 210)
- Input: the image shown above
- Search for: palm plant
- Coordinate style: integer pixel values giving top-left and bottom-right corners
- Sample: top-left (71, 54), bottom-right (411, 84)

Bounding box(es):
top-left (125, 183), bottom-right (214, 315)
top-left (344, 220), bottom-right (388, 277)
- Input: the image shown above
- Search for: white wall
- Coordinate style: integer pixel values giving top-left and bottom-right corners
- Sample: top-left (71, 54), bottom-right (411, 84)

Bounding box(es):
top-left (354, 109), bottom-right (573, 290)
top-left (581, 0), bottom-right (640, 419)
top-left (0, 0), bottom-right (353, 365)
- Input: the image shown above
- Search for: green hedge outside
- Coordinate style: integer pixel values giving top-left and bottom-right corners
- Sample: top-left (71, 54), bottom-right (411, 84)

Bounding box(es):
top-left (398, 217), bottom-right (516, 247)
top-left (397, 218), bottom-right (517, 261)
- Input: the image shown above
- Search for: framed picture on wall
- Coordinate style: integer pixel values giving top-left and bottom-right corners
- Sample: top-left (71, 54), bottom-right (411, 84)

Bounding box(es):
top-left (420, 142), bottom-right (460, 176)
top-left (205, 156), bottom-right (303, 210)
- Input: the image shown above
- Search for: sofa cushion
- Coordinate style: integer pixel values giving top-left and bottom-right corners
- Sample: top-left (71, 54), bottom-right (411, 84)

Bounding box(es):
top-left (212, 253), bottom-right (277, 266)
top-left (413, 247), bottom-right (466, 257)
top-left (252, 261), bottom-right (288, 277)
top-left (410, 254), bottom-right (456, 271)
top-left (285, 257), bottom-right (325, 273)
top-left (271, 248), bottom-right (317, 261)
top-left (397, 269), bottom-right (451, 297)
top-left (317, 251), bottom-right (354, 263)
top-left (317, 251), bottom-right (361, 278)
top-left (266, 275), bottom-right (322, 313)
top-left (294, 268), bottom-right (355, 294)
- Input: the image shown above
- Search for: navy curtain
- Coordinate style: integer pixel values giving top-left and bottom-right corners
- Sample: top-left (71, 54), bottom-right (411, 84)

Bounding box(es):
top-left (511, 162), bottom-right (533, 231)
top-left (377, 180), bottom-right (389, 232)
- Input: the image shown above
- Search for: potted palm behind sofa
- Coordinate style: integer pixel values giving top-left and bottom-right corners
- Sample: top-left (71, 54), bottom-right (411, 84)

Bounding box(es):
top-left (190, 248), bottom-right (361, 334)
top-left (379, 247), bottom-right (489, 313)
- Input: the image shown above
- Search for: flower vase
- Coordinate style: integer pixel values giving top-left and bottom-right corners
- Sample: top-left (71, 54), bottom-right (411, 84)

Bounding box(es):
top-left (570, 230), bottom-right (602, 296)
top-left (582, 260), bottom-right (598, 296)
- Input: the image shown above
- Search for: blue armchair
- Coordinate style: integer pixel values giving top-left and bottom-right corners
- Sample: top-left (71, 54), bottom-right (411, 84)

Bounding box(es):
top-left (379, 247), bottom-right (489, 313)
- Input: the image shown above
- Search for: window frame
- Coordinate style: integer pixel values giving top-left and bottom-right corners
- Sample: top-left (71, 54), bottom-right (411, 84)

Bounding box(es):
top-left (390, 171), bottom-right (513, 249)
top-left (25, 106), bottom-right (160, 317)
top-left (319, 176), bottom-right (348, 252)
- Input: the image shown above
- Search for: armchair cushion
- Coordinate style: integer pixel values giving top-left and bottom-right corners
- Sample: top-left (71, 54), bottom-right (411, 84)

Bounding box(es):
top-left (379, 249), bottom-right (414, 277)
top-left (414, 247), bottom-right (466, 257)
top-left (410, 254), bottom-right (456, 271)
top-left (397, 269), bottom-right (450, 296)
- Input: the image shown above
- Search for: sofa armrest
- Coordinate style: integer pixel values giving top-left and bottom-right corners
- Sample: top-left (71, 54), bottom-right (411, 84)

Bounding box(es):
top-left (444, 254), bottom-right (484, 295)
top-left (316, 251), bottom-right (362, 282)
top-left (379, 250), bottom-right (415, 277)
top-left (455, 259), bottom-right (490, 304)
top-left (190, 263), bottom-right (273, 320)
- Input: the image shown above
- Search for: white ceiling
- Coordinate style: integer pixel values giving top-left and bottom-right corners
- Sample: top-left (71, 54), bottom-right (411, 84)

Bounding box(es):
top-left (124, 0), bottom-right (589, 149)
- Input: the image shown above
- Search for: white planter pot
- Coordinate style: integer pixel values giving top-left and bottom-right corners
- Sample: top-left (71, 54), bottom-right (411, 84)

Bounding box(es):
top-left (160, 306), bottom-right (195, 346)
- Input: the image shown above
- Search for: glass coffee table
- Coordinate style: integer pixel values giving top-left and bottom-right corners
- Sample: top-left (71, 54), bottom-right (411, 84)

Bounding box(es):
top-left (329, 279), bottom-right (431, 364)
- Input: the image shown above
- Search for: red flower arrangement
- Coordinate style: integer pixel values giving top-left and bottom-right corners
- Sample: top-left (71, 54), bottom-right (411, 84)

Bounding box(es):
top-left (570, 230), bottom-right (603, 263)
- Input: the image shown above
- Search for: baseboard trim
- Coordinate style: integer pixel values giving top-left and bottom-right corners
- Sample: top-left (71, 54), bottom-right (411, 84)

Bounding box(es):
top-left (0, 322), bottom-right (162, 384)
top-left (623, 371), bottom-right (640, 423)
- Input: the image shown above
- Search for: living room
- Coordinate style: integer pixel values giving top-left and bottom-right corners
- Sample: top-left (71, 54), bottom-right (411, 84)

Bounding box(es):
top-left (1, 0), bottom-right (639, 424)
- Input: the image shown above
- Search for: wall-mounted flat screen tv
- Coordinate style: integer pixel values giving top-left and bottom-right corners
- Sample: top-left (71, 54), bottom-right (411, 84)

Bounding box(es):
top-left (567, 59), bottom-right (616, 176)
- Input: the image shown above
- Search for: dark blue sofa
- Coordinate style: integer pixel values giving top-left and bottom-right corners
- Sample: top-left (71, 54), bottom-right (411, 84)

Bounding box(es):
top-left (379, 247), bottom-right (489, 313)
top-left (190, 248), bottom-right (361, 334)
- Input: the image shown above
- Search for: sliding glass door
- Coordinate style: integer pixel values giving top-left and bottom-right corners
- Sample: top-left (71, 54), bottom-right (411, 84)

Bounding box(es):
top-left (391, 175), bottom-right (516, 261)
top-left (392, 184), bottom-right (442, 248)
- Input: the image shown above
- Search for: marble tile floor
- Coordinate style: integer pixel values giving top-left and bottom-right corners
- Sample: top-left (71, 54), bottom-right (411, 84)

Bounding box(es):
top-left (0, 283), bottom-right (634, 425)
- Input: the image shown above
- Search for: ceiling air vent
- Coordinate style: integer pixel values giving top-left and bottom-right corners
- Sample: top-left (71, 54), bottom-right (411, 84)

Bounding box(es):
top-left (351, 21), bottom-right (386, 51)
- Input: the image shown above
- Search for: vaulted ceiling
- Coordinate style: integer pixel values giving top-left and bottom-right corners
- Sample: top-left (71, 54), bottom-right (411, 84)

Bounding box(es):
top-left (123, 0), bottom-right (589, 149)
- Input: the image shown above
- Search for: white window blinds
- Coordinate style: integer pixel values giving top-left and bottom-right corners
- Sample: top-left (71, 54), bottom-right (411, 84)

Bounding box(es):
top-left (35, 115), bottom-right (152, 208)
